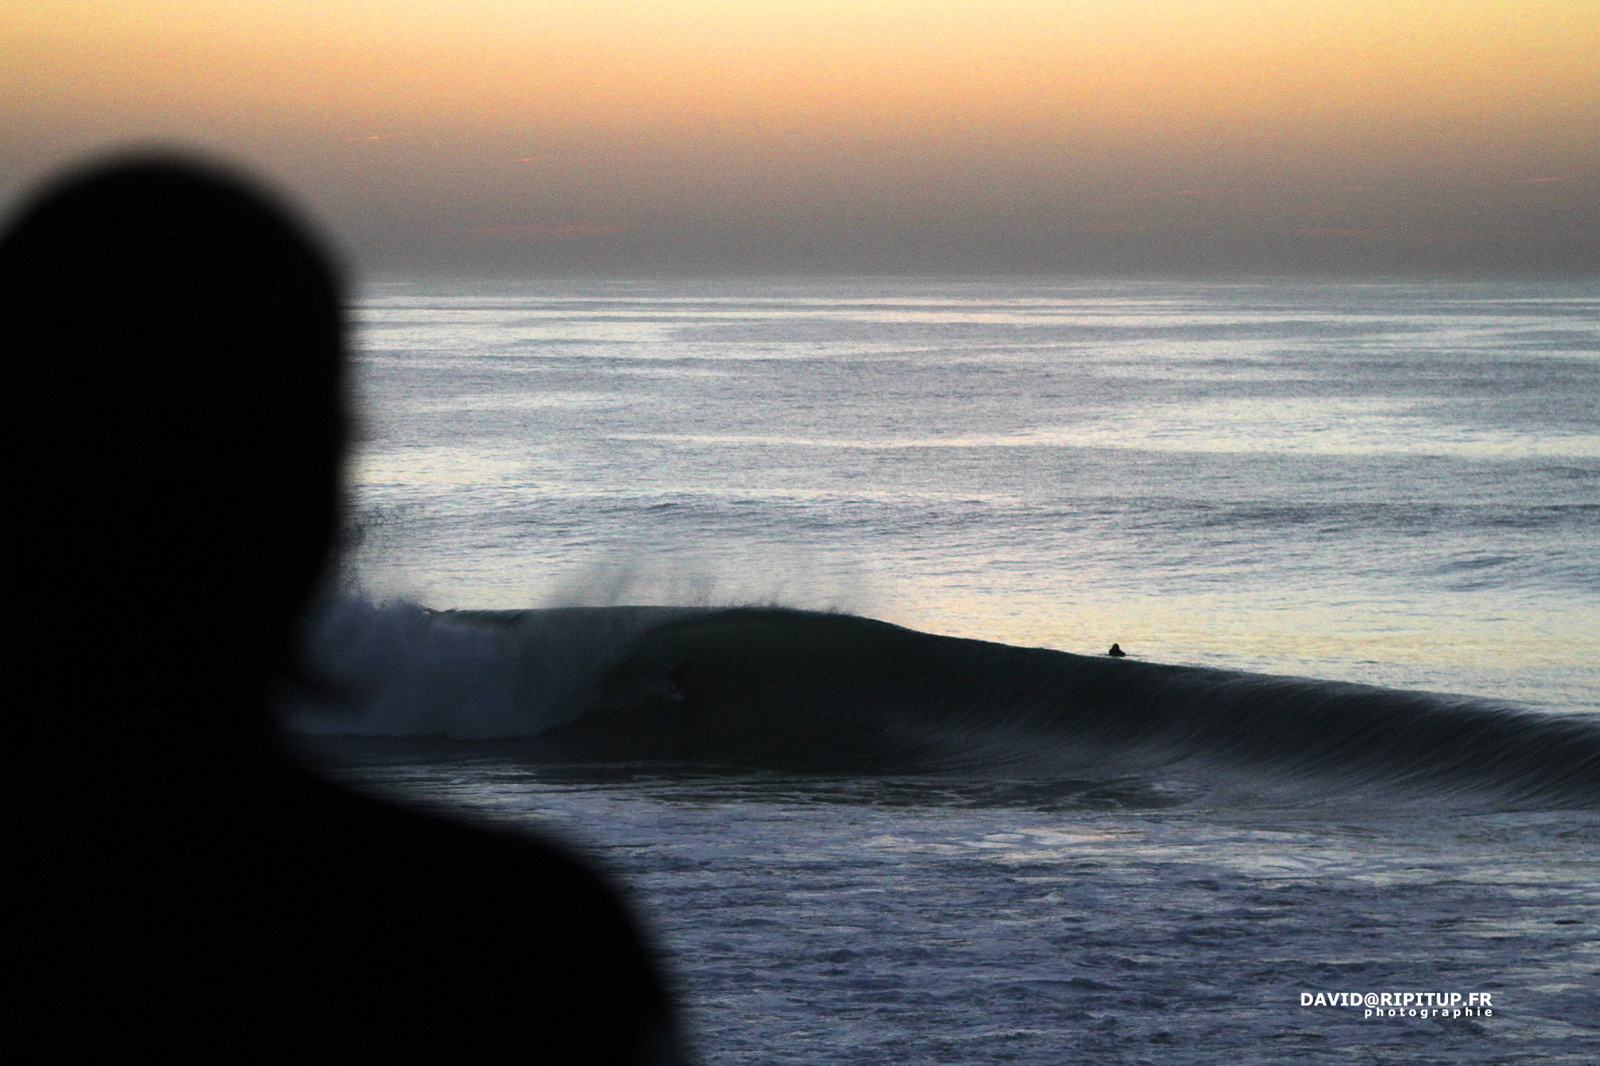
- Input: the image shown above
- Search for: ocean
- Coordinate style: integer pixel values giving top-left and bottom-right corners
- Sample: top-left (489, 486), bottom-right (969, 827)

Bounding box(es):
top-left (289, 277), bottom-right (1600, 1062)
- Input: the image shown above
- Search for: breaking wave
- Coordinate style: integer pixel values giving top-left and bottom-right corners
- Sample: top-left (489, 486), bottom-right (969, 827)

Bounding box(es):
top-left (289, 601), bottom-right (1600, 808)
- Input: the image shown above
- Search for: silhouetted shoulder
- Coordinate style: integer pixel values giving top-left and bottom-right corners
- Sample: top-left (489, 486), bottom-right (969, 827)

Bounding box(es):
top-left (248, 767), bottom-right (680, 1061)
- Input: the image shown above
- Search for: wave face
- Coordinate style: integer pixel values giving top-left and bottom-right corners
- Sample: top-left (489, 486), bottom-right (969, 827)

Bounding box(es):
top-left (292, 600), bottom-right (695, 738)
top-left (292, 602), bottom-right (1600, 808)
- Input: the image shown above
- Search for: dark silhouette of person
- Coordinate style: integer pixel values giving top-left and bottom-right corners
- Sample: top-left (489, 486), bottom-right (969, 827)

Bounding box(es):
top-left (1107, 643), bottom-right (1127, 658)
top-left (3, 158), bottom-right (683, 1061)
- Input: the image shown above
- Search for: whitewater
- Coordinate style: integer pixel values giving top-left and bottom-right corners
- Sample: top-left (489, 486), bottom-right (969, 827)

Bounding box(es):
top-left (290, 278), bottom-right (1600, 1062)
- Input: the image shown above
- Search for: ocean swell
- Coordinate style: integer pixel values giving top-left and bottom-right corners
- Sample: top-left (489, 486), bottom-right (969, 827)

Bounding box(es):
top-left (290, 601), bottom-right (1600, 807)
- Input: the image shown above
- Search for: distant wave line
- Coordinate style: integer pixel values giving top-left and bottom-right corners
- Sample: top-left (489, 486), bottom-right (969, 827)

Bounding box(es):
top-left (604, 429), bottom-right (1600, 458)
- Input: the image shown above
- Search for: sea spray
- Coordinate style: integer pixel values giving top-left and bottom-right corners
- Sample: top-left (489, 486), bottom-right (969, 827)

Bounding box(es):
top-left (290, 598), bottom-right (695, 738)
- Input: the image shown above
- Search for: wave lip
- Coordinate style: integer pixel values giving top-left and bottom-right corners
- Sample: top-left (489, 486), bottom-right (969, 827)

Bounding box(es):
top-left (291, 603), bottom-right (1600, 808)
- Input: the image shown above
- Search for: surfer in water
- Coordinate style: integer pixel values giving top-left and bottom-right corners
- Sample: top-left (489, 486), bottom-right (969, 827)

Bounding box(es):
top-left (4, 158), bottom-right (683, 1062)
top-left (1108, 643), bottom-right (1128, 657)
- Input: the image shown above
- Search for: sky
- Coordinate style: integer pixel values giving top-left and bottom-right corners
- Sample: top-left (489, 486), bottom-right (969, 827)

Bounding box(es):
top-left (3, 0), bottom-right (1596, 275)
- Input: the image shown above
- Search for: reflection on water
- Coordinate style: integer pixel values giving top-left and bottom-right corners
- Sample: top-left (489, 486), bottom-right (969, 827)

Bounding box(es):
top-left (343, 277), bottom-right (1600, 714)
top-left (302, 743), bottom-right (1600, 1064)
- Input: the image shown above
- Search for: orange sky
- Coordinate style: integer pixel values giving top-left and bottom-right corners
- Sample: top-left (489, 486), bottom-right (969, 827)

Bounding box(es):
top-left (4, 0), bottom-right (1596, 273)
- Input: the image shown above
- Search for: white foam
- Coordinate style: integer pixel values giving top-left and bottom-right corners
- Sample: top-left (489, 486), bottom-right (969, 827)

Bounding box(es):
top-left (286, 597), bottom-right (688, 738)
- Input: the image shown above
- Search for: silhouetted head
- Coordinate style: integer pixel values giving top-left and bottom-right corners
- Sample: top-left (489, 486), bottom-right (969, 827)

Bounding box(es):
top-left (2, 157), bottom-right (346, 722)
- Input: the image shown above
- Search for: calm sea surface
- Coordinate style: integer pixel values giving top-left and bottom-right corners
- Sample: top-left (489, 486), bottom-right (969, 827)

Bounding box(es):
top-left (310, 277), bottom-right (1600, 1062)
